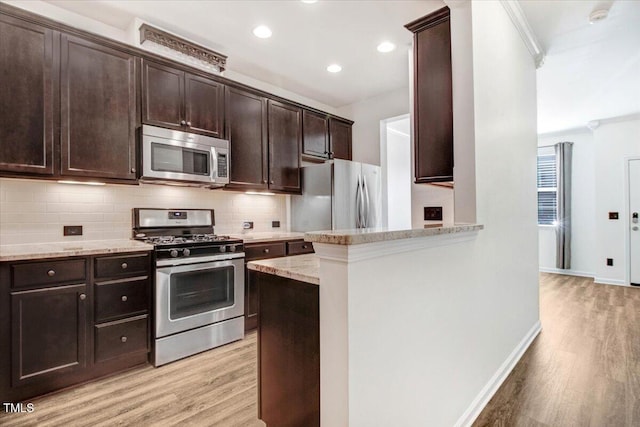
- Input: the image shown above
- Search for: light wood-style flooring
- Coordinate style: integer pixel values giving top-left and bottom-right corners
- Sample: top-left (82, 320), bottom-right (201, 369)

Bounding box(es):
top-left (474, 273), bottom-right (640, 426)
top-left (0, 332), bottom-right (265, 427)
top-left (2, 274), bottom-right (638, 426)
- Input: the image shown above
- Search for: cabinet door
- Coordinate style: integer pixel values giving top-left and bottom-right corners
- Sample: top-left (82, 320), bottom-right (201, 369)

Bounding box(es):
top-left (411, 8), bottom-right (453, 183)
top-left (0, 15), bottom-right (55, 176)
top-left (268, 100), bottom-right (301, 193)
top-left (142, 60), bottom-right (184, 130)
top-left (60, 35), bottom-right (137, 180)
top-left (302, 110), bottom-right (329, 159)
top-left (11, 284), bottom-right (87, 387)
top-left (185, 73), bottom-right (224, 137)
top-left (225, 86), bottom-right (268, 189)
top-left (329, 118), bottom-right (352, 161)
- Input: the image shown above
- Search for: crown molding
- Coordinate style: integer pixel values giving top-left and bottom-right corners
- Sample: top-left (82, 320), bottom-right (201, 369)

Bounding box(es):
top-left (500, 0), bottom-right (545, 68)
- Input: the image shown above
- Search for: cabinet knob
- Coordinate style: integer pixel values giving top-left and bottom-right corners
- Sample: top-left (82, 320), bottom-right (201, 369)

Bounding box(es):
top-left (131, 168), bottom-right (136, 173)
top-left (121, 295), bottom-right (128, 302)
top-left (121, 262), bottom-right (128, 269)
top-left (121, 336), bottom-right (127, 343)
top-left (186, 121), bottom-right (192, 127)
top-left (302, 245), bottom-right (308, 249)
top-left (79, 293), bottom-right (86, 301)
top-left (47, 269), bottom-right (56, 277)
top-left (180, 120), bottom-right (187, 126)
top-left (263, 179), bottom-right (267, 184)
top-left (264, 248), bottom-right (270, 254)
top-left (270, 180), bottom-right (274, 184)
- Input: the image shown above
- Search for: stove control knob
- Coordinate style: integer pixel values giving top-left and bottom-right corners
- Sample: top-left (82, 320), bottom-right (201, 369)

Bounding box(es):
top-left (219, 245), bottom-right (227, 253)
top-left (183, 248), bottom-right (191, 257)
top-left (170, 249), bottom-right (179, 258)
top-left (229, 245), bottom-right (236, 252)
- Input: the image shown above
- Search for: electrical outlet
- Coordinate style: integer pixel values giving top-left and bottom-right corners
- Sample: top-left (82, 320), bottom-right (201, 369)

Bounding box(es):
top-left (242, 221), bottom-right (254, 230)
top-left (63, 225), bottom-right (83, 236)
top-left (607, 258), bottom-right (614, 266)
top-left (424, 206), bottom-right (443, 221)
top-left (609, 212), bottom-right (619, 220)
top-left (272, 220), bottom-right (281, 228)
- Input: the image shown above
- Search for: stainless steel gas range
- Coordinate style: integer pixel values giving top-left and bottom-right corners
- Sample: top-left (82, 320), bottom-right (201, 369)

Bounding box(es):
top-left (132, 208), bottom-right (244, 367)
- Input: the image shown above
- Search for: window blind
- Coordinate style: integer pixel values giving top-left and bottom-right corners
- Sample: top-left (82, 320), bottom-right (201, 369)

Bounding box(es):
top-left (537, 147), bottom-right (557, 225)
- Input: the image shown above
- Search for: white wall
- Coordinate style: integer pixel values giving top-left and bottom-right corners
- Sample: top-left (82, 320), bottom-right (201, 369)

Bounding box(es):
top-left (0, 178), bottom-right (287, 244)
top-left (383, 122), bottom-right (412, 230)
top-left (5, 0), bottom-right (342, 117)
top-left (336, 86), bottom-right (410, 166)
top-left (538, 117), bottom-right (640, 285)
top-left (538, 129), bottom-right (596, 276)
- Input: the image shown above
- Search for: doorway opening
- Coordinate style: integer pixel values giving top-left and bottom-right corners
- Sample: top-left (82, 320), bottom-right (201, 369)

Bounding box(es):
top-left (380, 114), bottom-right (412, 229)
top-left (628, 157), bottom-right (640, 286)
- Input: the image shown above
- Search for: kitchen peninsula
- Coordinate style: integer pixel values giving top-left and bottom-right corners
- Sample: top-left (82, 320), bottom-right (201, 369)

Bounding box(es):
top-left (248, 224), bottom-right (483, 427)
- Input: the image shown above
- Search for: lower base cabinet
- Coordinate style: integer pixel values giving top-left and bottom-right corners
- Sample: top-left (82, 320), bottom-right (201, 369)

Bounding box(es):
top-left (0, 251), bottom-right (151, 402)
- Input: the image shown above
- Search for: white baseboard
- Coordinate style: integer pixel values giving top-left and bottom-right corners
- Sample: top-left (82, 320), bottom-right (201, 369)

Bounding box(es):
top-left (538, 267), bottom-right (594, 278)
top-left (454, 320), bottom-right (542, 427)
top-left (594, 277), bottom-right (628, 286)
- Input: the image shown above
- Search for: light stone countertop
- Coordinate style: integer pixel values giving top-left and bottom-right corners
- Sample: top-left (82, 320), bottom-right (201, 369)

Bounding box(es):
top-left (0, 239), bottom-right (154, 262)
top-left (229, 231), bottom-right (305, 244)
top-left (247, 254), bottom-right (319, 285)
top-left (304, 223), bottom-right (484, 245)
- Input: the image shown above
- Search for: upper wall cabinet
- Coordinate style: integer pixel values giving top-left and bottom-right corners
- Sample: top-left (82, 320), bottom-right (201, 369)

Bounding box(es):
top-left (406, 7), bottom-right (454, 183)
top-left (60, 35), bottom-right (138, 180)
top-left (302, 110), bottom-right (330, 159)
top-left (0, 15), bottom-right (55, 176)
top-left (268, 100), bottom-right (302, 193)
top-left (142, 60), bottom-right (224, 138)
top-left (329, 118), bottom-right (353, 161)
top-left (225, 86), bottom-right (269, 190)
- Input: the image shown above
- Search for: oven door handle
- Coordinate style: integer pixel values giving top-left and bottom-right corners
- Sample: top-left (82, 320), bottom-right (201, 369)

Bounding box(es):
top-left (156, 257), bottom-right (243, 274)
top-left (156, 253), bottom-right (245, 268)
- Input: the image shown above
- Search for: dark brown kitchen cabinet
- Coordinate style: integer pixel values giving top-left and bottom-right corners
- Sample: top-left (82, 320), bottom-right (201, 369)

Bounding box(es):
top-left (406, 7), bottom-right (454, 183)
top-left (0, 14), bottom-right (55, 176)
top-left (225, 86), bottom-right (269, 190)
top-left (60, 34), bottom-right (138, 180)
top-left (142, 60), bottom-right (224, 138)
top-left (268, 100), bottom-right (302, 193)
top-left (329, 117), bottom-right (353, 160)
top-left (302, 110), bottom-right (330, 159)
top-left (11, 284), bottom-right (88, 387)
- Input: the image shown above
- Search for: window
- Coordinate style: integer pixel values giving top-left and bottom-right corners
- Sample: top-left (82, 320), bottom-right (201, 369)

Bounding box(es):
top-left (537, 146), bottom-right (557, 225)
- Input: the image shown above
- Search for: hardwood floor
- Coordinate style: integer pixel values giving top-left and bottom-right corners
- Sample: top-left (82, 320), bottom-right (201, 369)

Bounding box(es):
top-left (0, 332), bottom-right (265, 427)
top-left (2, 274), bottom-right (638, 426)
top-left (474, 273), bottom-right (640, 427)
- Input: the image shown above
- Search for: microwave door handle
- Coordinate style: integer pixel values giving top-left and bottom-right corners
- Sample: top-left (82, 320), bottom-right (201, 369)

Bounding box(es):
top-left (210, 148), bottom-right (217, 183)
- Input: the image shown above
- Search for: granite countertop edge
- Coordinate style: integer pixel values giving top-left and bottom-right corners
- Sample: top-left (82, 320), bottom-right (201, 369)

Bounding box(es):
top-left (247, 254), bottom-right (319, 286)
top-left (304, 224), bottom-right (484, 245)
top-left (0, 239), bottom-right (154, 262)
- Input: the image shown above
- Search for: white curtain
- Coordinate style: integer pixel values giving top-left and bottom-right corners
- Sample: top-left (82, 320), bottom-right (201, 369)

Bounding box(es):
top-left (555, 142), bottom-right (573, 269)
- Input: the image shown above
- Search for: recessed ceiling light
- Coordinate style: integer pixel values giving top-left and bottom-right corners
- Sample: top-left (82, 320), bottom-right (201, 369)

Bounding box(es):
top-left (253, 25), bottom-right (272, 39)
top-left (327, 64), bottom-right (342, 73)
top-left (589, 9), bottom-right (608, 24)
top-left (301, 0), bottom-right (318, 3)
top-left (377, 42), bottom-right (396, 53)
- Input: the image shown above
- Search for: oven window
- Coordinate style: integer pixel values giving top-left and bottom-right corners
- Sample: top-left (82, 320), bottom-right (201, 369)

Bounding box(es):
top-left (169, 266), bottom-right (234, 319)
top-left (151, 143), bottom-right (210, 176)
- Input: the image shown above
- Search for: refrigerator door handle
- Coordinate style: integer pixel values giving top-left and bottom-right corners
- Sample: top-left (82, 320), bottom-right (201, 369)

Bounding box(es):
top-left (363, 175), bottom-right (370, 228)
top-left (355, 175), bottom-right (362, 228)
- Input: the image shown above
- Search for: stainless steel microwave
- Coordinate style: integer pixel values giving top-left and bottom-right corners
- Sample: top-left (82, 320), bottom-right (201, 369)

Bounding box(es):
top-left (141, 125), bottom-right (229, 187)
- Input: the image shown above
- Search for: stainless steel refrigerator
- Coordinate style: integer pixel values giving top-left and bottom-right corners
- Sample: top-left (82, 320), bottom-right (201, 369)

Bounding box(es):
top-left (291, 159), bottom-right (383, 232)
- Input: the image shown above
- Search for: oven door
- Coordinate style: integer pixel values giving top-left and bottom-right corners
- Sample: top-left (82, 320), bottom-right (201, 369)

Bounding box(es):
top-left (155, 258), bottom-right (244, 338)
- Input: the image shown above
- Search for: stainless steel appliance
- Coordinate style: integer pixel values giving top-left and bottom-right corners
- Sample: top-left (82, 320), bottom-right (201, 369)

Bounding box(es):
top-left (141, 125), bottom-right (229, 187)
top-left (291, 159), bottom-right (383, 232)
top-left (133, 208), bottom-right (244, 366)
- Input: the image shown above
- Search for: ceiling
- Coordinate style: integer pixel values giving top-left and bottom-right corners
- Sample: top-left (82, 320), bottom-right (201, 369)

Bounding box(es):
top-left (44, 0), bottom-right (442, 109)
top-left (520, 0), bottom-right (640, 133)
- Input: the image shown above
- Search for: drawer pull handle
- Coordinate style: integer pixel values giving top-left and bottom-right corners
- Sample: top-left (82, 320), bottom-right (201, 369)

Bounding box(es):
top-left (121, 263), bottom-right (128, 269)
top-left (264, 248), bottom-right (270, 253)
top-left (121, 295), bottom-right (128, 302)
top-left (47, 269), bottom-right (56, 277)
top-left (302, 245), bottom-right (308, 249)
top-left (79, 293), bottom-right (86, 301)
top-left (121, 336), bottom-right (127, 343)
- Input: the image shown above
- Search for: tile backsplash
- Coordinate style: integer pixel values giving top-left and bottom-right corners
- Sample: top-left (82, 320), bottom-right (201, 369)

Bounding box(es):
top-left (0, 178), bottom-right (288, 245)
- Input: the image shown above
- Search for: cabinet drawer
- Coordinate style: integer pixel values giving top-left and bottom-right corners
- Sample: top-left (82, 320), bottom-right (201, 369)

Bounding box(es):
top-left (11, 259), bottom-right (86, 289)
top-left (95, 278), bottom-right (149, 322)
top-left (95, 315), bottom-right (148, 362)
top-left (287, 240), bottom-right (314, 256)
top-left (94, 253), bottom-right (150, 279)
top-left (245, 242), bottom-right (286, 261)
